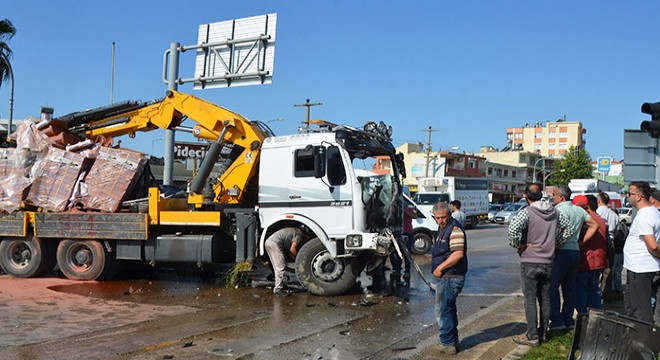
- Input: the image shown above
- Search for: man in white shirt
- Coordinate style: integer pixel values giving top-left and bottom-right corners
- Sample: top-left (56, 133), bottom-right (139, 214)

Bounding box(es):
top-left (450, 200), bottom-right (466, 227)
top-left (623, 182), bottom-right (660, 323)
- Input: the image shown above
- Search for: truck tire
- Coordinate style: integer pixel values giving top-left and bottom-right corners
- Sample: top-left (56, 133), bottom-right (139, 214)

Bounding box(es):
top-left (412, 233), bottom-right (433, 255)
top-left (468, 217), bottom-right (479, 229)
top-left (56, 240), bottom-right (116, 281)
top-left (0, 236), bottom-right (55, 278)
top-left (295, 238), bottom-right (364, 296)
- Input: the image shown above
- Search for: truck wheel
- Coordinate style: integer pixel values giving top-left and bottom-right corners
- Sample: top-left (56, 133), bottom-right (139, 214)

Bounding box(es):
top-left (412, 233), bottom-right (433, 255)
top-left (295, 238), bottom-right (364, 296)
top-left (469, 218), bottom-right (479, 229)
top-left (0, 236), bottom-right (55, 278)
top-left (57, 240), bottom-right (115, 281)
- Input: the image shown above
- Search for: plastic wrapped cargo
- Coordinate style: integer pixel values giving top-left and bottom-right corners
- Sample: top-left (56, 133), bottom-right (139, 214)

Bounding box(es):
top-left (25, 147), bottom-right (86, 212)
top-left (0, 149), bottom-right (30, 212)
top-left (77, 146), bottom-right (148, 212)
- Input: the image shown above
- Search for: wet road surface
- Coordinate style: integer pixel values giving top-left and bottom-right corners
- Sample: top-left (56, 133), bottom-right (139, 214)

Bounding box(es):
top-left (0, 223), bottom-right (521, 359)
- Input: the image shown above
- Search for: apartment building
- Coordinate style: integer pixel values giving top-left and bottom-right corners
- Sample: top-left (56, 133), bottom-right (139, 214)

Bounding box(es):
top-left (506, 118), bottom-right (586, 157)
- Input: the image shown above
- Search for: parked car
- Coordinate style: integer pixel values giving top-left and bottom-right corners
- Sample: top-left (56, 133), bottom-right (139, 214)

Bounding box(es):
top-left (494, 203), bottom-right (527, 225)
top-left (617, 207), bottom-right (633, 225)
top-left (488, 204), bottom-right (504, 223)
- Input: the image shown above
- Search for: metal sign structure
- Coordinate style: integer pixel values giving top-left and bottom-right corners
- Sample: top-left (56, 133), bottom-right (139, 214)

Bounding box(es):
top-left (192, 13), bottom-right (276, 89)
top-left (623, 129), bottom-right (659, 186)
top-left (160, 13), bottom-right (277, 185)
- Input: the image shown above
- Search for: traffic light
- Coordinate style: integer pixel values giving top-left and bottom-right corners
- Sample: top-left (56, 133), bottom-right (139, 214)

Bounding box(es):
top-left (641, 102), bottom-right (660, 137)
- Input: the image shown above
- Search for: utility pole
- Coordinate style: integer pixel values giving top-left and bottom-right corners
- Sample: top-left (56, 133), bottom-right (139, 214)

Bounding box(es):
top-left (110, 42), bottom-right (115, 104)
top-left (421, 126), bottom-right (441, 177)
top-left (294, 99), bottom-right (322, 131)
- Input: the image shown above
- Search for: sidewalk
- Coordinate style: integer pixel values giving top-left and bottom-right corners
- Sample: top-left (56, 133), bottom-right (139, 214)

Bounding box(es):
top-left (393, 295), bottom-right (531, 360)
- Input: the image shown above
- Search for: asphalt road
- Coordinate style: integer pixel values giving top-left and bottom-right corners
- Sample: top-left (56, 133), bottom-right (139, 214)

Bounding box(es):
top-left (0, 223), bottom-right (523, 360)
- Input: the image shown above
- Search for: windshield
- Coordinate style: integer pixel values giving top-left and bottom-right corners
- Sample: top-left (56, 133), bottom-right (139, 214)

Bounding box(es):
top-left (617, 208), bottom-right (630, 215)
top-left (504, 204), bottom-right (524, 211)
top-left (413, 193), bottom-right (451, 205)
top-left (489, 204), bottom-right (502, 211)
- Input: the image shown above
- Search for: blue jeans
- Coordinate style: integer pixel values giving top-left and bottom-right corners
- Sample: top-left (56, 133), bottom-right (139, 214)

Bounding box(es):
top-left (520, 262), bottom-right (552, 341)
top-left (576, 269), bottom-right (603, 314)
top-left (435, 276), bottom-right (465, 346)
top-left (549, 250), bottom-right (580, 328)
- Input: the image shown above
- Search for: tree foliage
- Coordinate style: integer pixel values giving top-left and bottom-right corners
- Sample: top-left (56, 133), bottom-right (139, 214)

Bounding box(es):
top-left (548, 146), bottom-right (593, 186)
top-left (0, 18), bottom-right (17, 85)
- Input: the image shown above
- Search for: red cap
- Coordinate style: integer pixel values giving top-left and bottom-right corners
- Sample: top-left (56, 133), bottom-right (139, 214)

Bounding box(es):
top-left (572, 195), bottom-right (588, 208)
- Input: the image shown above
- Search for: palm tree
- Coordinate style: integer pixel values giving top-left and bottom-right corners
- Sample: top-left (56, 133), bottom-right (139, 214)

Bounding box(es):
top-left (0, 18), bottom-right (17, 86)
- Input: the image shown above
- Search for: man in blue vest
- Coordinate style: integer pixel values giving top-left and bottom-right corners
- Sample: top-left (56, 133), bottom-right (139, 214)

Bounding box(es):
top-left (431, 201), bottom-right (468, 355)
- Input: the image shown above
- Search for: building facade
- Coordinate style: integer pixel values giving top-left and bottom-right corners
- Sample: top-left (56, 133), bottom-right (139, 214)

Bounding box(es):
top-left (506, 119), bottom-right (586, 157)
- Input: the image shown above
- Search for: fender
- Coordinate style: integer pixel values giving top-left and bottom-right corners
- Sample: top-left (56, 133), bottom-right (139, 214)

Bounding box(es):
top-left (259, 213), bottom-right (336, 257)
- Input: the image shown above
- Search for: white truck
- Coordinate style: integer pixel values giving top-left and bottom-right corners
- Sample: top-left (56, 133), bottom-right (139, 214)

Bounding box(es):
top-left (0, 92), bottom-right (406, 297)
top-left (413, 176), bottom-right (489, 229)
top-left (568, 179), bottom-right (619, 194)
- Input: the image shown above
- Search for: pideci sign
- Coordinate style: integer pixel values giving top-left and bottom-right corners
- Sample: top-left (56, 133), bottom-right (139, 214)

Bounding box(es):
top-left (174, 142), bottom-right (208, 160)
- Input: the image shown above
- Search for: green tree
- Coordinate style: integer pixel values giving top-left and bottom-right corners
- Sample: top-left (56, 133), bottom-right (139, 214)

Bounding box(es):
top-left (548, 146), bottom-right (593, 186)
top-left (0, 18), bottom-right (17, 86)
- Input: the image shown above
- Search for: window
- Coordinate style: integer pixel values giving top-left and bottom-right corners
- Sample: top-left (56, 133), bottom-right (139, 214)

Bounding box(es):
top-left (559, 143), bottom-right (567, 149)
top-left (468, 159), bottom-right (476, 169)
top-left (549, 143), bottom-right (556, 149)
top-left (534, 132), bottom-right (542, 138)
top-left (487, 167), bottom-right (493, 175)
top-left (507, 133), bottom-right (513, 141)
top-left (326, 146), bottom-right (346, 185)
top-left (512, 170), bottom-right (517, 178)
top-left (534, 144), bottom-right (541, 150)
top-left (521, 155), bottom-right (527, 162)
top-left (549, 132), bottom-right (556, 138)
top-left (294, 145), bottom-right (325, 177)
top-left (504, 169), bottom-right (509, 177)
top-left (559, 131), bottom-right (568, 137)
top-left (515, 133), bottom-right (523, 140)
top-left (496, 169), bottom-right (503, 177)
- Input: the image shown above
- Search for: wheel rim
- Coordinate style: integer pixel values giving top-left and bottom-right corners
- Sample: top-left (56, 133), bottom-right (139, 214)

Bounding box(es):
top-left (8, 241), bottom-right (31, 269)
top-left (310, 250), bottom-right (345, 282)
top-left (414, 237), bottom-right (428, 252)
top-left (66, 243), bottom-right (94, 271)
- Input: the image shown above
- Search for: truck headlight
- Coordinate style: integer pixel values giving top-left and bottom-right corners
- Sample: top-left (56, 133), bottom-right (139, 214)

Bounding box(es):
top-left (346, 234), bottom-right (362, 247)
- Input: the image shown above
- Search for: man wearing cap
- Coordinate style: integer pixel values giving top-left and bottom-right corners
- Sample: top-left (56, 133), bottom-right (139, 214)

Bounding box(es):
top-left (623, 182), bottom-right (660, 323)
top-left (549, 186), bottom-right (599, 331)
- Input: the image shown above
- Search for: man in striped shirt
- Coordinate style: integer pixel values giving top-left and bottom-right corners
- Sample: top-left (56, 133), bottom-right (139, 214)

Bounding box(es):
top-left (431, 202), bottom-right (467, 355)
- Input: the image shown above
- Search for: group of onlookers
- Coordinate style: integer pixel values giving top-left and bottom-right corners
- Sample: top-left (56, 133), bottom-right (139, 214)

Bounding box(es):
top-left (507, 182), bottom-right (660, 348)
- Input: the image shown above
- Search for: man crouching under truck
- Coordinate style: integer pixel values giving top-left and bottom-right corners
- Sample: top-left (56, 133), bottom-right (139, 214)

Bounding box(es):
top-left (265, 227), bottom-right (309, 297)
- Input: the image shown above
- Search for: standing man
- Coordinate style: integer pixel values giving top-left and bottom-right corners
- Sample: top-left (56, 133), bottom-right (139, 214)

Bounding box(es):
top-left (508, 183), bottom-right (572, 347)
top-left (265, 227), bottom-right (306, 296)
top-left (450, 200), bottom-right (466, 227)
top-left (549, 186), bottom-right (599, 331)
top-left (596, 191), bottom-right (621, 298)
top-left (390, 201), bottom-right (418, 286)
top-left (623, 181), bottom-right (660, 323)
top-left (575, 195), bottom-right (608, 314)
top-left (431, 201), bottom-right (467, 355)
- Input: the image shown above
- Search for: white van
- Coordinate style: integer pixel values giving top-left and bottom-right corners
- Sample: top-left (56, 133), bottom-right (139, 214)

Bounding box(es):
top-left (404, 194), bottom-right (439, 254)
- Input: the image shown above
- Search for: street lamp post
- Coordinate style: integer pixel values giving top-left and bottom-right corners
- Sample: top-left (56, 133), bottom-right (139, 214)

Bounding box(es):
top-left (151, 137), bottom-right (164, 156)
top-left (532, 157), bottom-right (545, 183)
top-left (543, 169), bottom-right (565, 190)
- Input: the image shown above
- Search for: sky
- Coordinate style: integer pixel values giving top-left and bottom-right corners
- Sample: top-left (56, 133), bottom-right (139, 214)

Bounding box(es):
top-left (2, 1), bottom-right (659, 160)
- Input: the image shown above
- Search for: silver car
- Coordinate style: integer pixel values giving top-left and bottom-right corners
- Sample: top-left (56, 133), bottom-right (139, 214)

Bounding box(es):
top-left (488, 204), bottom-right (504, 223)
top-left (494, 204), bottom-right (527, 225)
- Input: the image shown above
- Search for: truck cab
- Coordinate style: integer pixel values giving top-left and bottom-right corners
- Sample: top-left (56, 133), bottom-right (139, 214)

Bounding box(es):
top-left (257, 122), bottom-right (405, 295)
